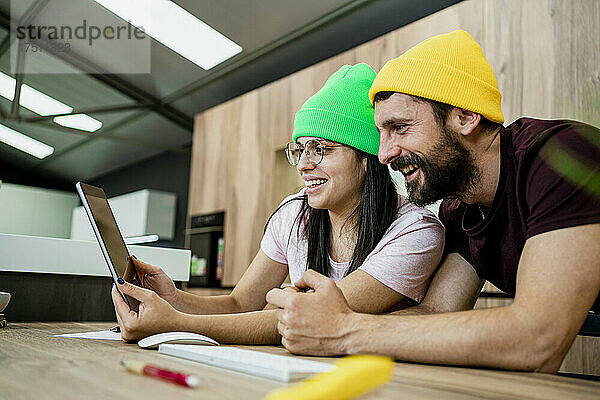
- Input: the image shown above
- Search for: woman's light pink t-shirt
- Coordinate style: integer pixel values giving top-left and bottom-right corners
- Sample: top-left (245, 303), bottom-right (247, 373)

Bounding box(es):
top-left (260, 190), bottom-right (445, 303)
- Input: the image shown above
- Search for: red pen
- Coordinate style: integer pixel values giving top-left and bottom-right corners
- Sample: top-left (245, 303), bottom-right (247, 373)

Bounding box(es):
top-left (120, 359), bottom-right (200, 388)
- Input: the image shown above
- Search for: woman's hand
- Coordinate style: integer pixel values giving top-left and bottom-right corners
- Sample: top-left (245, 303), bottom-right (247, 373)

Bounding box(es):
top-left (111, 279), bottom-right (184, 342)
top-left (266, 270), bottom-right (356, 356)
top-left (124, 256), bottom-right (181, 309)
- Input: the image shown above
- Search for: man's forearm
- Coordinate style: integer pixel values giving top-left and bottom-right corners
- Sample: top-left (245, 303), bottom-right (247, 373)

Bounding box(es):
top-left (342, 305), bottom-right (563, 372)
top-left (176, 309), bottom-right (281, 344)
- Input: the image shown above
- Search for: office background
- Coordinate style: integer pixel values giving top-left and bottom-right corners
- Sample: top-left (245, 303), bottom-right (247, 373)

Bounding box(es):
top-left (2, 0), bottom-right (598, 283)
top-left (0, 0), bottom-right (460, 248)
top-left (0, 0), bottom-right (599, 375)
top-left (189, 0), bottom-right (600, 285)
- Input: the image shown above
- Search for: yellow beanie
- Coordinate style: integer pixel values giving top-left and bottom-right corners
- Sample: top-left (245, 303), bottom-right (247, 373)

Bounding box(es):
top-left (369, 30), bottom-right (504, 124)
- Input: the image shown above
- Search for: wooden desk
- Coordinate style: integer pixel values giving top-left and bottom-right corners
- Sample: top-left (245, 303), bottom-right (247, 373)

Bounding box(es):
top-left (2, 322), bottom-right (599, 399)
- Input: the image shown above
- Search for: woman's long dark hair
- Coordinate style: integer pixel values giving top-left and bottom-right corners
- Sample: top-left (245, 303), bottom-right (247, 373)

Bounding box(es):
top-left (266, 148), bottom-right (399, 277)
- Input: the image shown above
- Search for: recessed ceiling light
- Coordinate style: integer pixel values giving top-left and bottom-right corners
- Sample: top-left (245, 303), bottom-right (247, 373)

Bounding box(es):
top-left (94, 0), bottom-right (242, 70)
top-left (19, 84), bottom-right (74, 116)
top-left (0, 72), bottom-right (15, 100)
top-left (0, 71), bottom-right (102, 132)
top-left (53, 114), bottom-right (103, 132)
top-left (0, 123), bottom-right (54, 159)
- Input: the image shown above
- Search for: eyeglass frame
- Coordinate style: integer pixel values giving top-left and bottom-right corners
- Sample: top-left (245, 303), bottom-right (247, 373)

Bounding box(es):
top-left (285, 139), bottom-right (346, 166)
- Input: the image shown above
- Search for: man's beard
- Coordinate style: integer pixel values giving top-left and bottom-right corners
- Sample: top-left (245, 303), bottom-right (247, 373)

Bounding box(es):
top-left (391, 125), bottom-right (481, 206)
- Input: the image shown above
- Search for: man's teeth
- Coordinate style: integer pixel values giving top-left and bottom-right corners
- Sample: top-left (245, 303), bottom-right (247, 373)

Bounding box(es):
top-left (305, 179), bottom-right (327, 188)
top-left (400, 164), bottom-right (419, 175)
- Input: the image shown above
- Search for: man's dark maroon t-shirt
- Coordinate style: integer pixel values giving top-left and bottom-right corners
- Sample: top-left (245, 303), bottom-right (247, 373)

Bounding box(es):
top-left (439, 118), bottom-right (600, 313)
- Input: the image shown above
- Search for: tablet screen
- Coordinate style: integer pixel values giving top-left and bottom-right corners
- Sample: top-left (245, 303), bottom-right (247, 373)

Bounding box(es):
top-left (77, 182), bottom-right (139, 312)
top-left (84, 192), bottom-right (129, 277)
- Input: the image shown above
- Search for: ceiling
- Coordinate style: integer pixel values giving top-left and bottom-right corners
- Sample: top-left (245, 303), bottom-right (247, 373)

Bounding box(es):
top-left (0, 0), bottom-right (459, 184)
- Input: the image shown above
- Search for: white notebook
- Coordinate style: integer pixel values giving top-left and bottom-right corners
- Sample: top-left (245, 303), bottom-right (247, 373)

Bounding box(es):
top-left (159, 344), bottom-right (336, 382)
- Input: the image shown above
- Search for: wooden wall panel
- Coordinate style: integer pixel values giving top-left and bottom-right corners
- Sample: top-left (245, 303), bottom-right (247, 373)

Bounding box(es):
top-left (383, 0), bottom-right (483, 67)
top-left (483, 0), bottom-right (600, 126)
top-left (187, 114), bottom-right (204, 216)
top-left (222, 93), bottom-right (263, 285)
top-left (188, 107), bottom-right (230, 215)
top-left (259, 78), bottom-right (293, 152)
top-left (560, 336), bottom-right (600, 376)
top-left (189, 0), bottom-right (600, 286)
top-left (551, 0), bottom-right (600, 127)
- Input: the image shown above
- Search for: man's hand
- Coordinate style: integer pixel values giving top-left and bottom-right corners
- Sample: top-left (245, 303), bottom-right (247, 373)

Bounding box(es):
top-left (266, 270), bottom-right (357, 356)
top-left (125, 257), bottom-right (181, 309)
top-left (111, 279), bottom-right (183, 342)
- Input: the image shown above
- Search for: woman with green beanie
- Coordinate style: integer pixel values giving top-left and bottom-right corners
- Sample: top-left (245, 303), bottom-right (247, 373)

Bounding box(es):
top-left (111, 64), bottom-right (444, 345)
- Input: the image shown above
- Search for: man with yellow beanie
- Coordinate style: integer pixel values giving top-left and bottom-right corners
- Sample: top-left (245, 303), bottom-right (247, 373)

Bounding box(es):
top-left (268, 30), bottom-right (600, 373)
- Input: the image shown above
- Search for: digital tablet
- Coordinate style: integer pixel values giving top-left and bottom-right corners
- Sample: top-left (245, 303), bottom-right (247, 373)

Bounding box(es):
top-left (76, 182), bottom-right (140, 312)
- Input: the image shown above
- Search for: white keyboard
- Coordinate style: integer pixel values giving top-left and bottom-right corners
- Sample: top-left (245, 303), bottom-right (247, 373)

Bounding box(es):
top-left (159, 344), bottom-right (336, 382)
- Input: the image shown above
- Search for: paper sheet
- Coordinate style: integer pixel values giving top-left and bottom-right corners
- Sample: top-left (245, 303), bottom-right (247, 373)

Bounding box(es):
top-left (55, 330), bottom-right (122, 341)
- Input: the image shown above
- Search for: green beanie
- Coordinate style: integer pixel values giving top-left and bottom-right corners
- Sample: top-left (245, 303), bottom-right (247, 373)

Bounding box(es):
top-left (292, 63), bottom-right (380, 155)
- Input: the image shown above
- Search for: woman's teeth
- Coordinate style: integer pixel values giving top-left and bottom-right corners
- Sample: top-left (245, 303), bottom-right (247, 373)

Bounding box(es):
top-left (400, 164), bottom-right (419, 176)
top-left (305, 179), bottom-right (327, 188)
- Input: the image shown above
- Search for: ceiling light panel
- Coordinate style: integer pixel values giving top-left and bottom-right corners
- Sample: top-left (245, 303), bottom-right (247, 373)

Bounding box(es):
top-left (0, 72), bottom-right (15, 100)
top-left (53, 114), bottom-right (103, 132)
top-left (0, 71), bottom-right (102, 132)
top-left (0, 123), bottom-right (54, 159)
top-left (19, 84), bottom-right (74, 116)
top-left (94, 0), bottom-right (242, 70)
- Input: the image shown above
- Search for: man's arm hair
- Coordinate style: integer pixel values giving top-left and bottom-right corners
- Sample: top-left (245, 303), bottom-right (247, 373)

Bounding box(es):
top-left (344, 224), bottom-right (600, 372)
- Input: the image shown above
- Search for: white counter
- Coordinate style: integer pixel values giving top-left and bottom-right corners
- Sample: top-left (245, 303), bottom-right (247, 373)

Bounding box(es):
top-left (0, 233), bottom-right (190, 281)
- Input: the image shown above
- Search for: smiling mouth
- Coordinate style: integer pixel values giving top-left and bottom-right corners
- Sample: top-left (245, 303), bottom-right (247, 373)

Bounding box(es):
top-left (398, 163), bottom-right (420, 178)
top-left (305, 179), bottom-right (327, 189)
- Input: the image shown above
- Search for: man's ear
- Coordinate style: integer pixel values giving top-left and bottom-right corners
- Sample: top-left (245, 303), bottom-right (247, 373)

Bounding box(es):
top-left (446, 108), bottom-right (481, 137)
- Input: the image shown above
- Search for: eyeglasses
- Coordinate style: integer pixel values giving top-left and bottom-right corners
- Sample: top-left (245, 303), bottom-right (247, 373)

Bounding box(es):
top-left (285, 140), bottom-right (345, 166)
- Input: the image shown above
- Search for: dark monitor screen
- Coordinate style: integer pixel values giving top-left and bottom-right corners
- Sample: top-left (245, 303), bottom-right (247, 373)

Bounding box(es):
top-left (84, 192), bottom-right (129, 277)
top-left (77, 182), bottom-right (139, 312)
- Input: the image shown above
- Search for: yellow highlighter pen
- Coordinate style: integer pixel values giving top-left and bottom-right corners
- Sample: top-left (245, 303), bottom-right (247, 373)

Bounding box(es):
top-left (266, 355), bottom-right (394, 400)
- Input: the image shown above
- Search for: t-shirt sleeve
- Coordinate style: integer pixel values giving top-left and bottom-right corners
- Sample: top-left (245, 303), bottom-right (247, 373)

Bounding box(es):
top-left (260, 195), bottom-right (302, 264)
top-left (524, 122), bottom-right (600, 239)
top-left (359, 214), bottom-right (445, 303)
